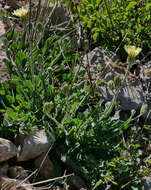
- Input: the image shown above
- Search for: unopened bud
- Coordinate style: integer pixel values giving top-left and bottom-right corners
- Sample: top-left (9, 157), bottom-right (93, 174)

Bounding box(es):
top-left (62, 83), bottom-right (70, 95)
top-left (107, 80), bottom-right (115, 88)
top-left (140, 103), bottom-right (149, 114)
top-left (43, 102), bottom-right (54, 114)
top-left (114, 74), bottom-right (122, 88)
top-left (104, 101), bottom-right (112, 112)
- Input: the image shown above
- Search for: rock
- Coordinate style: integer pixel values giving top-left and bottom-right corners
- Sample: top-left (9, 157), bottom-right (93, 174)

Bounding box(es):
top-left (0, 176), bottom-right (33, 190)
top-left (48, 2), bottom-right (68, 25)
top-left (68, 175), bottom-right (87, 190)
top-left (8, 166), bottom-right (28, 180)
top-left (143, 177), bottom-right (151, 190)
top-left (17, 130), bottom-right (54, 161)
top-left (34, 154), bottom-right (56, 179)
top-left (83, 47), bottom-right (146, 111)
top-left (0, 138), bottom-right (18, 162)
top-left (1, 0), bottom-right (21, 10)
top-left (83, 47), bottom-right (119, 71)
top-left (0, 162), bottom-right (9, 176)
top-left (99, 80), bottom-right (145, 110)
top-left (31, 1), bottom-right (69, 25)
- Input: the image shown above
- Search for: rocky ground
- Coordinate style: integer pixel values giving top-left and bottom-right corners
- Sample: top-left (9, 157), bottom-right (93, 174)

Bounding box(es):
top-left (1, 1), bottom-right (151, 190)
top-left (0, 130), bottom-right (86, 190)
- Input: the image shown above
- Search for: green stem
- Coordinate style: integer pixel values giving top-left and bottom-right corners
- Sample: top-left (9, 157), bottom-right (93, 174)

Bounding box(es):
top-left (104, 0), bottom-right (115, 32)
top-left (46, 113), bottom-right (68, 135)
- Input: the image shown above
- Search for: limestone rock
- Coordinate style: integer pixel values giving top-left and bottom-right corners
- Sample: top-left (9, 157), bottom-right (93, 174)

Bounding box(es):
top-left (17, 130), bottom-right (54, 161)
top-left (99, 80), bottom-right (145, 110)
top-left (34, 154), bottom-right (56, 179)
top-left (83, 47), bottom-right (146, 111)
top-left (0, 138), bottom-right (17, 162)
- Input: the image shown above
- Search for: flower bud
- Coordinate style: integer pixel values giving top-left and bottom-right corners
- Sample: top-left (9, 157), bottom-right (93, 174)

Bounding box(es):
top-left (13, 7), bottom-right (29, 18)
top-left (104, 101), bottom-right (112, 112)
top-left (140, 103), bottom-right (149, 114)
top-left (114, 74), bottom-right (122, 88)
top-left (124, 45), bottom-right (142, 58)
top-left (62, 83), bottom-right (70, 95)
top-left (43, 102), bottom-right (54, 115)
top-left (107, 80), bottom-right (115, 88)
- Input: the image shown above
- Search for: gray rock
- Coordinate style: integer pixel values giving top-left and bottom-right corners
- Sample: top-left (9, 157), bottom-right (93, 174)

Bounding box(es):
top-left (99, 80), bottom-right (145, 110)
top-left (83, 47), bottom-right (119, 81)
top-left (83, 47), bottom-right (147, 111)
top-left (32, 1), bottom-right (69, 25)
top-left (17, 130), bottom-right (54, 161)
top-left (0, 0), bottom-right (20, 10)
top-left (0, 138), bottom-right (17, 162)
top-left (143, 177), bottom-right (151, 190)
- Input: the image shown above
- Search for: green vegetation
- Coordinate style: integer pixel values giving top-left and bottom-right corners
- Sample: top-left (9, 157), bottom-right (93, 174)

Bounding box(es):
top-left (62, 0), bottom-right (151, 59)
top-left (0, 0), bottom-right (151, 189)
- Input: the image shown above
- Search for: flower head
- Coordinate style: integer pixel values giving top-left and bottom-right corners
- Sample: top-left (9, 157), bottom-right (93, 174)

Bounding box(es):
top-left (140, 103), bottom-right (149, 114)
top-left (13, 7), bottom-right (28, 18)
top-left (43, 102), bottom-right (54, 115)
top-left (124, 45), bottom-right (142, 58)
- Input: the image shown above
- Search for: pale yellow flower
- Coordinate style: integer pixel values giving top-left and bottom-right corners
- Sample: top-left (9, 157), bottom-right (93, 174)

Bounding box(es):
top-left (13, 7), bottom-right (28, 18)
top-left (124, 45), bottom-right (142, 58)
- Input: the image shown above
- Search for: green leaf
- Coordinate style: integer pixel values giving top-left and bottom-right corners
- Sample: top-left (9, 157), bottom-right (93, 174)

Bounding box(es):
top-left (93, 32), bottom-right (99, 42)
top-left (145, 3), bottom-right (151, 10)
top-left (6, 108), bottom-right (17, 120)
top-left (0, 89), bottom-right (5, 95)
top-left (126, 1), bottom-right (137, 10)
top-left (92, 180), bottom-right (102, 190)
top-left (6, 95), bottom-right (15, 104)
top-left (23, 80), bottom-right (34, 92)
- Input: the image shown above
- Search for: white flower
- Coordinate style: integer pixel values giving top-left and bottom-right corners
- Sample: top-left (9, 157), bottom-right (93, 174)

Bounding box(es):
top-left (13, 7), bottom-right (28, 18)
top-left (124, 45), bottom-right (142, 58)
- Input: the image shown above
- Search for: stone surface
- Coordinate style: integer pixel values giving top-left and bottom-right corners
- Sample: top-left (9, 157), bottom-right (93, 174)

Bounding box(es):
top-left (68, 175), bottom-right (87, 190)
top-left (17, 130), bottom-right (54, 161)
top-left (83, 47), bottom-right (119, 81)
top-left (0, 138), bottom-right (18, 162)
top-left (8, 166), bottom-right (28, 180)
top-left (0, 162), bottom-right (9, 176)
top-left (34, 154), bottom-right (56, 179)
top-left (1, 0), bottom-right (20, 10)
top-left (143, 177), bottom-right (151, 190)
top-left (34, 1), bottom-right (69, 25)
top-left (83, 47), bottom-right (148, 111)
